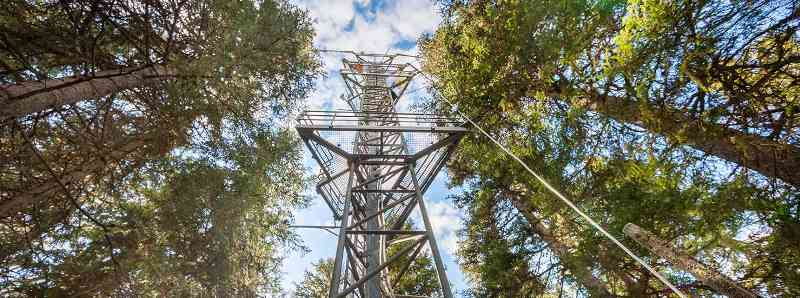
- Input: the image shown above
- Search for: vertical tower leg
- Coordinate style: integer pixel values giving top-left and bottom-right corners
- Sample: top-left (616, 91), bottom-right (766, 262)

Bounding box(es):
top-left (366, 167), bottom-right (382, 297)
top-left (330, 166), bottom-right (355, 298)
top-left (410, 165), bottom-right (454, 298)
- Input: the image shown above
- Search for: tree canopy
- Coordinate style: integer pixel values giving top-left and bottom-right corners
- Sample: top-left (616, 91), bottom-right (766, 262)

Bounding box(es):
top-left (1, 0), bottom-right (319, 296)
top-left (422, 0), bottom-right (799, 296)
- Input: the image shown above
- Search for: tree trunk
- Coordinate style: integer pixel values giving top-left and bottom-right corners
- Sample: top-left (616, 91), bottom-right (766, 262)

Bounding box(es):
top-left (510, 195), bottom-right (615, 298)
top-left (0, 65), bottom-right (174, 119)
top-left (623, 223), bottom-right (759, 298)
top-left (578, 93), bottom-right (800, 187)
top-left (0, 136), bottom-right (148, 218)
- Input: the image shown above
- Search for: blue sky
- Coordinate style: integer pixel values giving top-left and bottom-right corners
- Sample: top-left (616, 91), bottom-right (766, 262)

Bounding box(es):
top-left (282, 0), bottom-right (470, 295)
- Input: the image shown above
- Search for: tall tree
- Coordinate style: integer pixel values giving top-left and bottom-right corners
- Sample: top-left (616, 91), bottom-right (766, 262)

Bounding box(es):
top-left (421, 0), bottom-right (799, 296)
top-left (1, 0), bottom-right (318, 120)
top-left (0, 0), bottom-right (320, 295)
top-left (1, 125), bottom-right (307, 296)
top-left (1, 0), bottom-right (319, 217)
top-left (422, 0), bottom-right (800, 187)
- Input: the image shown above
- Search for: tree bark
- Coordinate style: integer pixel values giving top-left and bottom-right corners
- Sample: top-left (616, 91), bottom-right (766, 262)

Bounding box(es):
top-left (623, 223), bottom-right (759, 298)
top-left (0, 136), bottom-right (149, 218)
top-left (578, 93), bottom-right (800, 187)
top-left (0, 65), bottom-right (174, 119)
top-left (510, 195), bottom-right (615, 298)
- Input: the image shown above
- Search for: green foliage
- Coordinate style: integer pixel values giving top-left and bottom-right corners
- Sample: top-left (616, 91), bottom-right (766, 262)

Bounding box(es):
top-left (294, 259), bottom-right (334, 298)
top-left (456, 189), bottom-right (547, 297)
top-left (0, 0), bottom-right (321, 212)
top-left (388, 237), bottom-right (440, 297)
top-left (422, 0), bottom-right (800, 295)
top-left (122, 128), bottom-right (305, 297)
top-left (0, 0), bottom-right (320, 296)
top-left (1, 125), bottom-right (307, 297)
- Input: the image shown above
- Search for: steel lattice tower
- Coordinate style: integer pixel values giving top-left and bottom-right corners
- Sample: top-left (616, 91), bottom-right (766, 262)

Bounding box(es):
top-left (296, 52), bottom-right (465, 298)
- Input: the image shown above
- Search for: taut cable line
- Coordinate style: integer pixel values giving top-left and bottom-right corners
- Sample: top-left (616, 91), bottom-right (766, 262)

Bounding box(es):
top-left (415, 68), bottom-right (688, 298)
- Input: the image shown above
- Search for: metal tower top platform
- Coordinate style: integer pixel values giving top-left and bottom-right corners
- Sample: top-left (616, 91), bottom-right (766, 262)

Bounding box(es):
top-left (296, 52), bottom-right (466, 298)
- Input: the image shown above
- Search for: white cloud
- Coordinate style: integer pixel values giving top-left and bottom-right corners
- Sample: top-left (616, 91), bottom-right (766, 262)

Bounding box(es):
top-left (294, 0), bottom-right (357, 37)
top-left (290, 0), bottom-right (441, 114)
top-left (296, 0), bottom-right (440, 58)
top-left (379, 0), bottom-right (441, 41)
top-left (421, 199), bottom-right (462, 256)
